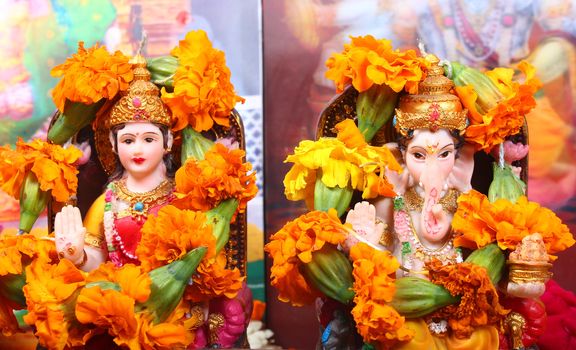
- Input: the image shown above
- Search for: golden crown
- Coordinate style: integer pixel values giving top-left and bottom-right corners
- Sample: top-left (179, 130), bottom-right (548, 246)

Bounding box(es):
top-left (107, 54), bottom-right (172, 128)
top-left (394, 55), bottom-right (467, 136)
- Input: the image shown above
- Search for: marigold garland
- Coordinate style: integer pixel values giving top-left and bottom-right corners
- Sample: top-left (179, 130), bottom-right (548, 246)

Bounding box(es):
top-left (0, 139), bottom-right (82, 202)
top-left (325, 35), bottom-right (428, 94)
top-left (456, 61), bottom-right (542, 152)
top-left (86, 262), bottom-right (151, 303)
top-left (264, 209), bottom-right (349, 306)
top-left (136, 312), bottom-right (192, 350)
top-left (23, 259), bottom-right (87, 350)
top-left (426, 259), bottom-right (508, 339)
top-left (161, 30), bottom-right (245, 132)
top-left (136, 205), bottom-right (217, 272)
top-left (173, 143), bottom-right (258, 214)
top-left (0, 234), bottom-right (57, 336)
top-left (75, 285), bottom-right (139, 345)
top-left (184, 251), bottom-right (244, 303)
top-left (284, 120), bottom-right (401, 205)
top-left (51, 42), bottom-right (133, 112)
top-left (0, 233), bottom-right (56, 276)
top-left (452, 190), bottom-right (574, 258)
top-left (349, 243), bottom-right (414, 348)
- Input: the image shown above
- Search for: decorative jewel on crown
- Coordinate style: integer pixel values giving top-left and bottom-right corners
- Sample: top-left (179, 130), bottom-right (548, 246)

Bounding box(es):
top-left (394, 55), bottom-right (468, 136)
top-left (107, 54), bottom-right (172, 128)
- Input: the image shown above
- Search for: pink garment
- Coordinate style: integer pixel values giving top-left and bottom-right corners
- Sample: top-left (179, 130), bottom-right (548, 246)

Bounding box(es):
top-left (537, 280), bottom-right (576, 350)
top-left (108, 203), bottom-right (166, 267)
top-left (191, 283), bottom-right (253, 348)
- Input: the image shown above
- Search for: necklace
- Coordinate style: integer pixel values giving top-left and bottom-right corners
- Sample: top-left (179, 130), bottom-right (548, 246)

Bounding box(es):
top-left (451, 0), bottom-right (505, 62)
top-left (115, 179), bottom-right (174, 223)
top-left (403, 186), bottom-right (460, 214)
top-left (103, 180), bottom-right (174, 264)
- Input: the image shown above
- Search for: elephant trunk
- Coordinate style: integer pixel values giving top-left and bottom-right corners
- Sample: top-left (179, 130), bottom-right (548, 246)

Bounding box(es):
top-left (419, 158), bottom-right (451, 243)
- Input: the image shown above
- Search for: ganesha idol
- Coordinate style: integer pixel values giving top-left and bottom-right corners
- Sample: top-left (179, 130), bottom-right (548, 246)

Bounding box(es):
top-left (268, 40), bottom-right (574, 350)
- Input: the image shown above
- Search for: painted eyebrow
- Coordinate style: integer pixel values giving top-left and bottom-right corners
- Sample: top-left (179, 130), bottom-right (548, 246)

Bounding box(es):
top-left (440, 143), bottom-right (455, 150)
top-left (119, 131), bottom-right (161, 137)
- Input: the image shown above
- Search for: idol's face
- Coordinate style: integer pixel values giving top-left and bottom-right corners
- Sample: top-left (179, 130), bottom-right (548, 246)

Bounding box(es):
top-left (404, 128), bottom-right (456, 188)
top-left (116, 122), bottom-right (165, 180)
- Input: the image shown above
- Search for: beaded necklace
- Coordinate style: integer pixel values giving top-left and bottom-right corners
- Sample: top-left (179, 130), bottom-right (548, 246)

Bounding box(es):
top-left (103, 179), bottom-right (174, 261)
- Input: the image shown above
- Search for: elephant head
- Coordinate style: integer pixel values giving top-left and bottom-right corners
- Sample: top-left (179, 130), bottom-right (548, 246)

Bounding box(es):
top-left (402, 129), bottom-right (474, 243)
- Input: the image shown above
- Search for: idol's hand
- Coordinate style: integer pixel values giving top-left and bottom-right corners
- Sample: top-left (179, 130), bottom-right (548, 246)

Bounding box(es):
top-left (55, 205), bottom-right (86, 265)
top-left (342, 201), bottom-right (385, 253)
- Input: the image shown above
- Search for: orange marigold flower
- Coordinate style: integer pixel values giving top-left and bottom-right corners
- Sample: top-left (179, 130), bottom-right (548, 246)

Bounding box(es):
top-left (23, 259), bottom-right (86, 350)
top-left (75, 285), bottom-right (139, 345)
top-left (452, 190), bottom-right (500, 250)
top-left (86, 262), bottom-right (151, 303)
top-left (51, 42), bottom-right (133, 112)
top-left (185, 251), bottom-right (244, 302)
top-left (426, 260), bottom-right (508, 339)
top-left (325, 35), bottom-right (427, 94)
top-left (136, 313), bottom-right (193, 350)
top-left (453, 190), bottom-right (575, 258)
top-left (335, 119), bottom-right (368, 149)
top-left (349, 243), bottom-right (413, 347)
top-left (173, 143), bottom-right (257, 213)
top-left (0, 233), bottom-right (56, 276)
top-left (137, 205), bottom-right (217, 272)
top-left (264, 209), bottom-right (349, 306)
top-left (456, 62), bottom-right (542, 152)
top-left (0, 139), bottom-right (82, 202)
top-left (161, 30), bottom-right (244, 132)
top-left (491, 196), bottom-right (574, 258)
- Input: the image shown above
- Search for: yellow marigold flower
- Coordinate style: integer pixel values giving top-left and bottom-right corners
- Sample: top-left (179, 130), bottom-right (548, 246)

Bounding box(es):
top-left (0, 139), bottom-right (82, 203)
top-left (349, 243), bottom-right (414, 347)
top-left (283, 122), bottom-right (401, 205)
top-left (264, 209), bottom-right (348, 306)
top-left (173, 143), bottom-right (258, 213)
top-left (325, 35), bottom-right (427, 93)
top-left (51, 42), bottom-right (133, 112)
top-left (137, 205), bottom-right (217, 272)
top-left (184, 251), bottom-right (245, 302)
top-left (23, 259), bottom-right (86, 350)
top-left (455, 61), bottom-right (542, 152)
top-left (161, 30), bottom-right (244, 132)
top-left (453, 190), bottom-right (574, 259)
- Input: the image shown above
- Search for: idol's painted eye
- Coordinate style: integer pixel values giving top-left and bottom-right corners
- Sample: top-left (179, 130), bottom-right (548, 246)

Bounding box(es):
top-left (439, 150), bottom-right (451, 159)
top-left (144, 137), bottom-right (156, 143)
top-left (121, 138), bottom-right (134, 145)
top-left (412, 152), bottom-right (425, 160)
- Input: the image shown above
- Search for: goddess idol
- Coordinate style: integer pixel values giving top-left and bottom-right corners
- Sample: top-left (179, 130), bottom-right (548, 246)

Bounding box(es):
top-left (0, 30), bottom-right (256, 349)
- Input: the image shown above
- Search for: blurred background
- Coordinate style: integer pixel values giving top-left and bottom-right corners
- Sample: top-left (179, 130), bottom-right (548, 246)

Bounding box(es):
top-left (1, 0), bottom-right (576, 349)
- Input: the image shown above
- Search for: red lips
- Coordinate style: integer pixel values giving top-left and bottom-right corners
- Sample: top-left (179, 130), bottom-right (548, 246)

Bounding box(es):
top-left (132, 157), bottom-right (145, 164)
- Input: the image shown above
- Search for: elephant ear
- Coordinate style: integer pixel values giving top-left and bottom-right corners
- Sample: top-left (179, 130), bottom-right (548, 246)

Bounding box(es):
top-left (449, 142), bottom-right (475, 193)
top-left (383, 142), bottom-right (410, 195)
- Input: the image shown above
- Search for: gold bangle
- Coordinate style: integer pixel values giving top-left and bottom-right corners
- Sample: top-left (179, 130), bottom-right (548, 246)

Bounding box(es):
top-left (75, 250), bottom-right (88, 268)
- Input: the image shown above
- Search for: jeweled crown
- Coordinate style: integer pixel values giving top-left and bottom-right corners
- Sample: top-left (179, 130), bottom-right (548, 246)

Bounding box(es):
top-left (107, 54), bottom-right (172, 128)
top-left (394, 55), bottom-right (468, 136)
